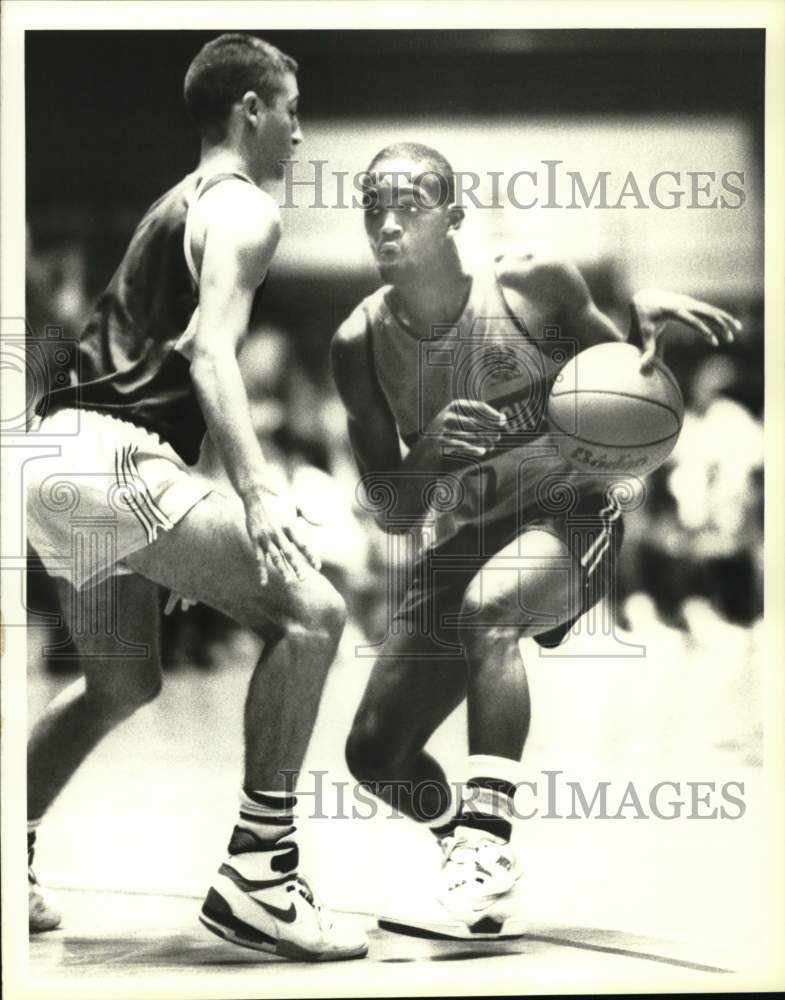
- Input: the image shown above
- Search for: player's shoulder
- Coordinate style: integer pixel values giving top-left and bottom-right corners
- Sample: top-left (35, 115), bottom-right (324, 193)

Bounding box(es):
top-left (496, 252), bottom-right (590, 307)
top-left (332, 289), bottom-right (393, 392)
top-left (333, 286), bottom-right (388, 352)
top-left (332, 302), bottom-right (371, 367)
top-left (200, 178), bottom-right (282, 244)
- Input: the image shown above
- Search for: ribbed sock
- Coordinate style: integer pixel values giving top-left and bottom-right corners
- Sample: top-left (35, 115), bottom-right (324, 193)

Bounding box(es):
top-left (454, 755), bottom-right (522, 843)
top-left (220, 789), bottom-right (300, 889)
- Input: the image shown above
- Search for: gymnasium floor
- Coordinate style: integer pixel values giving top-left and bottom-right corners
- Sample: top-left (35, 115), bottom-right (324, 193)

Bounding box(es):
top-left (23, 604), bottom-right (772, 997)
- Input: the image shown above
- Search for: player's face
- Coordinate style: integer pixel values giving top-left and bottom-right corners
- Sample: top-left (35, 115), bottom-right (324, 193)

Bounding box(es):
top-left (258, 72), bottom-right (302, 179)
top-left (363, 159), bottom-right (453, 277)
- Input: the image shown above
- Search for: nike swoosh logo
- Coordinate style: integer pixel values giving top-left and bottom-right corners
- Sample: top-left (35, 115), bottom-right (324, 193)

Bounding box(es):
top-left (252, 898), bottom-right (297, 923)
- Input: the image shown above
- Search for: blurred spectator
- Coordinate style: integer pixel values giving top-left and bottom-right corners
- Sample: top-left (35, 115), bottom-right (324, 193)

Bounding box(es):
top-left (667, 357), bottom-right (763, 624)
top-left (630, 354), bottom-right (763, 627)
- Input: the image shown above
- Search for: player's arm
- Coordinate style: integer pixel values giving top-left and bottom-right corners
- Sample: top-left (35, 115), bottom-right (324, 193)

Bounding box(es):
top-left (331, 310), bottom-right (415, 531)
top-left (332, 310), bottom-right (506, 531)
top-left (629, 288), bottom-right (740, 372)
top-left (191, 183), bottom-right (318, 584)
top-left (330, 309), bottom-right (402, 480)
top-left (504, 257), bottom-right (740, 372)
top-left (332, 310), bottom-right (496, 532)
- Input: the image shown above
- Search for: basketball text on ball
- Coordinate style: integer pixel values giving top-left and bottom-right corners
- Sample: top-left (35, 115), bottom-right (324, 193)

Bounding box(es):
top-left (569, 446), bottom-right (650, 471)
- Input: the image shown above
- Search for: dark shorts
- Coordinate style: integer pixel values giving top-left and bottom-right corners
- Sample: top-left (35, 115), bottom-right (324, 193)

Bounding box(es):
top-left (392, 490), bottom-right (625, 649)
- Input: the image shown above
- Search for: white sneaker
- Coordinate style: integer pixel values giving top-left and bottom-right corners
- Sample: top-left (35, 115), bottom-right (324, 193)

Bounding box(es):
top-left (200, 864), bottom-right (368, 962)
top-left (379, 825), bottom-right (525, 941)
top-left (29, 868), bottom-right (61, 933)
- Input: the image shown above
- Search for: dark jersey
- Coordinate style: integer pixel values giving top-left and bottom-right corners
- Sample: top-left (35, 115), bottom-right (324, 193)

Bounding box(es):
top-left (37, 170), bottom-right (259, 465)
top-left (361, 256), bottom-right (585, 547)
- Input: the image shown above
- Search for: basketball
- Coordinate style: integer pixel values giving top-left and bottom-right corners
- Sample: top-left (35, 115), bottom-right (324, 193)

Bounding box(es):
top-left (547, 342), bottom-right (684, 477)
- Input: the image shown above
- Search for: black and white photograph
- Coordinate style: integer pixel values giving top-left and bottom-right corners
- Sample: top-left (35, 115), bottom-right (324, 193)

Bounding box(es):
top-left (2, 2), bottom-right (784, 997)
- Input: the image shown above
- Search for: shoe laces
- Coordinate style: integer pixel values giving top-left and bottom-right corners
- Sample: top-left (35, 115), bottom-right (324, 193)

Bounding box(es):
top-left (440, 834), bottom-right (471, 864)
top-left (439, 831), bottom-right (507, 888)
top-left (287, 874), bottom-right (332, 928)
top-left (288, 874), bottom-right (317, 908)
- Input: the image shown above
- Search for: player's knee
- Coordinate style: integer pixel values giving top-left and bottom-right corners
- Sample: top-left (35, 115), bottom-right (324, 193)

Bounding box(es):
top-left (88, 673), bottom-right (162, 725)
top-left (345, 716), bottom-right (401, 784)
top-left (281, 578), bottom-right (346, 651)
top-left (315, 581), bottom-right (348, 641)
top-left (457, 588), bottom-right (538, 653)
top-left (457, 585), bottom-right (519, 650)
top-left (458, 620), bottom-right (522, 660)
top-left (245, 574), bottom-right (346, 648)
top-left (118, 675), bottom-right (162, 717)
top-left (458, 575), bottom-right (579, 648)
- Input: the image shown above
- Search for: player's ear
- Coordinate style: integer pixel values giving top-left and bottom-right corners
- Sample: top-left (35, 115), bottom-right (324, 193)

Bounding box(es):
top-left (447, 203), bottom-right (465, 231)
top-left (240, 90), bottom-right (264, 125)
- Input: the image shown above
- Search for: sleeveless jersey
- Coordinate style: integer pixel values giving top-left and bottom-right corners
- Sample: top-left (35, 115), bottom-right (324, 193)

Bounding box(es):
top-left (36, 171), bottom-right (261, 466)
top-left (363, 256), bottom-right (584, 546)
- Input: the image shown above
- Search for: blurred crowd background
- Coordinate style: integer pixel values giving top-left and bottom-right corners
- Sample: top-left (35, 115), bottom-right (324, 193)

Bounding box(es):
top-left (25, 29), bottom-right (764, 675)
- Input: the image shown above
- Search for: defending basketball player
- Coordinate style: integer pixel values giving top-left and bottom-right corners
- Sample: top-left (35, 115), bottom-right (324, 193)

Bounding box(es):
top-left (331, 143), bottom-right (740, 939)
top-left (26, 35), bottom-right (367, 961)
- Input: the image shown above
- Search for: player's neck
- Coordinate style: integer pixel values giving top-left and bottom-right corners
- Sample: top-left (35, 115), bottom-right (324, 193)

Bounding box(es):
top-left (391, 259), bottom-right (472, 334)
top-left (197, 145), bottom-right (270, 191)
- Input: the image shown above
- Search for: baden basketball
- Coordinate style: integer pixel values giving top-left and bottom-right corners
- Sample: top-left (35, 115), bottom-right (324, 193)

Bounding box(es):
top-left (547, 342), bottom-right (684, 477)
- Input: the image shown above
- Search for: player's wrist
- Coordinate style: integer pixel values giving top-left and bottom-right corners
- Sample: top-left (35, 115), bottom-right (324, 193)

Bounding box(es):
top-left (628, 300), bottom-right (645, 348)
top-left (239, 478), bottom-right (280, 502)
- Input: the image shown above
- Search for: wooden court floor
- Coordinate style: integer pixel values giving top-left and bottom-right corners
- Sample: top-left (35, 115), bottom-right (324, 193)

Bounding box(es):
top-left (26, 886), bottom-right (738, 998)
top-left (17, 612), bottom-right (773, 996)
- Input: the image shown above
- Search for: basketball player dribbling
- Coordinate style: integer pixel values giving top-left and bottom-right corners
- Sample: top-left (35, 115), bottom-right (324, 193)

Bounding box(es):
top-left (26, 34), bottom-right (367, 961)
top-left (331, 143), bottom-right (741, 939)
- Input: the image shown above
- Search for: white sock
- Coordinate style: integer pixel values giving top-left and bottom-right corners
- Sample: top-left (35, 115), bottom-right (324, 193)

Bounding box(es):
top-left (222, 789), bottom-right (300, 888)
top-left (455, 755), bottom-right (525, 842)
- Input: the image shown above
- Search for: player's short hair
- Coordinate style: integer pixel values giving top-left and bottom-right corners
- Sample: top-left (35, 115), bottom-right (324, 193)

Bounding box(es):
top-left (184, 33), bottom-right (297, 140)
top-left (367, 142), bottom-right (456, 205)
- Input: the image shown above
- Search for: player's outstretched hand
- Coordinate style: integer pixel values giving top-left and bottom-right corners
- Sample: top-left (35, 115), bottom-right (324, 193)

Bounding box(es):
top-left (245, 490), bottom-right (321, 587)
top-left (633, 289), bottom-right (742, 373)
top-left (429, 399), bottom-right (507, 458)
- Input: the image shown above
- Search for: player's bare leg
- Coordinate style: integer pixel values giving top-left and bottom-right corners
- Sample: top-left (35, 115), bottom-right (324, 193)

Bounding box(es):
top-left (346, 631), bottom-right (468, 823)
top-left (457, 528), bottom-right (579, 756)
top-left (28, 575), bottom-right (162, 820)
top-left (27, 573), bottom-right (162, 932)
top-left (124, 492), bottom-right (345, 790)
top-left (348, 530), bottom-right (576, 812)
top-left (124, 491), bottom-right (366, 960)
top-left (350, 527), bottom-right (582, 939)
top-left (429, 528), bottom-right (581, 938)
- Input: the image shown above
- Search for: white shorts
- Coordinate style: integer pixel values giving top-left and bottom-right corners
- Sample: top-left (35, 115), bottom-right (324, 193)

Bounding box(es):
top-left (26, 409), bottom-right (213, 590)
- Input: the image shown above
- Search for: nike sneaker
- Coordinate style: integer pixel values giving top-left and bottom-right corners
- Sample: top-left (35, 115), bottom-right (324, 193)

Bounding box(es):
top-left (379, 825), bottom-right (525, 941)
top-left (29, 867), bottom-right (61, 933)
top-left (200, 855), bottom-right (368, 962)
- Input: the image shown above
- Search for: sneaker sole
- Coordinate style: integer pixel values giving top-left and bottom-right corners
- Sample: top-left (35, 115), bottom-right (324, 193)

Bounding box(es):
top-left (29, 919), bottom-right (62, 934)
top-left (378, 915), bottom-right (526, 941)
top-left (200, 896), bottom-right (368, 963)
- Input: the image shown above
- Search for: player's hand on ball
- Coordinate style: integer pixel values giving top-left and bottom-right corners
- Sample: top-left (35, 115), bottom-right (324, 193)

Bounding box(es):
top-left (429, 399), bottom-right (507, 458)
top-left (245, 488), bottom-right (321, 586)
top-left (632, 289), bottom-right (742, 373)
